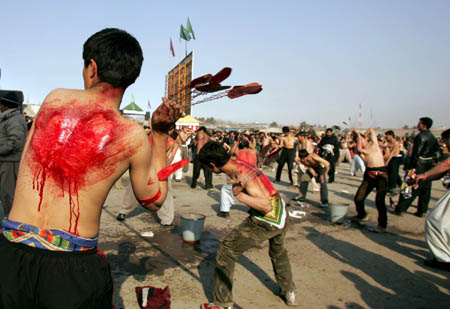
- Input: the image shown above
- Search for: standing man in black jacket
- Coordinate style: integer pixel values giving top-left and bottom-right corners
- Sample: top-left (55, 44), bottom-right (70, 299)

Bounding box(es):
top-left (318, 128), bottom-right (340, 183)
top-left (0, 90), bottom-right (27, 216)
top-left (395, 117), bottom-right (439, 217)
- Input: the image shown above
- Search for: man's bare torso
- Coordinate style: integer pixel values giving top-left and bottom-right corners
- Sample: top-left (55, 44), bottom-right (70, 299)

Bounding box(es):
top-left (230, 159), bottom-right (277, 199)
top-left (9, 87), bottom-right (146, 237)
top-left (360, 131), bottom-right (385, 168)
top-left (281, 133), bottom-right (295, 149)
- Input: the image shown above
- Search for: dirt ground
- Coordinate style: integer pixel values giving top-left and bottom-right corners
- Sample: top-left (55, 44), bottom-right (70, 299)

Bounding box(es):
top-left (99, 162), bottom-right (450, 309)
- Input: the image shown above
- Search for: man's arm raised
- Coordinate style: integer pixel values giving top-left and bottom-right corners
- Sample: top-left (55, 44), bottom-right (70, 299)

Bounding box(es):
top-left (353, 130), bottom-right (364, 154)
top-left (129, 99), bottom-right (181, 211)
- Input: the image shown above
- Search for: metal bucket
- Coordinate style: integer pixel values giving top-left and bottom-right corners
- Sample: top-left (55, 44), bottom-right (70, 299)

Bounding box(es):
top-left (328, 204), bottom-right (349, 223)
top-left (180, 213), bottom-right (206, 243)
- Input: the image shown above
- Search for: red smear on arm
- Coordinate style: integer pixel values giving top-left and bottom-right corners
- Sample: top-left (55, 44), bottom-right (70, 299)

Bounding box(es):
top-left (147, 178), bottom-right (155, 185)
top-left (157, 158), bottom-right (189, 181)
top-left (138, 188), bottom-right (162, 206)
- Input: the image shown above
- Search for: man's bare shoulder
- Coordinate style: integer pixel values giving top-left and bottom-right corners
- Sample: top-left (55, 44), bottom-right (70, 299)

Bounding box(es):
top-left (38, 88), bottom-right (147, 144)
top-left (42, 88), bottom-right (85, 104)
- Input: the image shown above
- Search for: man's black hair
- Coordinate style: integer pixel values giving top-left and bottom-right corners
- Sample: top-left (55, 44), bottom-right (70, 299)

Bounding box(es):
top-left (239, 139), bottom-right (250, 149)
top-left (197, 126), bottom-right (208, 134)
top-left (83, 28), bottom-right (144, 89)
top-left (385, 130), bottom-right (395, 137)
top-left (296, 130), bottom-right (308, 137)
top-left (442, 128), bottom-right (450, 140)
top-left (299, 149), bottom-right (309, 158)
top-left (197, 141), bottom-right (231, 168)
top-left (282, 126), bottom-right (290, 133)
top-left (419, 117), bottom-right (433, 129)
top-left (326, 128), bottom-right (333, 133)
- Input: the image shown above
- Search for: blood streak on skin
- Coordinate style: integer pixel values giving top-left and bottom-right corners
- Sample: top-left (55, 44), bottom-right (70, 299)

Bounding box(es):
top-left (29, 101), bottom-right (136, 235)
top-left (233, 159), bottom-right (277, 196)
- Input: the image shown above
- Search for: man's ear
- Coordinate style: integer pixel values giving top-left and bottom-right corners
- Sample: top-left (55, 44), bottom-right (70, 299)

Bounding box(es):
top-left (87, 59), bottom-right (98, 80)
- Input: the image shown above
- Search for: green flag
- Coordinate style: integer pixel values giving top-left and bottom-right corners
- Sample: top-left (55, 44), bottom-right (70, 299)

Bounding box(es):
top-left (180, 25), bottom-right (191, 41)
top-left (187, 17), bottom-right (195, 40)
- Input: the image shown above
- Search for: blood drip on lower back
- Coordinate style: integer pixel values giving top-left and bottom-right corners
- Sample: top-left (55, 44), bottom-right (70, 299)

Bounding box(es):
top-left (29, 103), bottom-right (135, 235)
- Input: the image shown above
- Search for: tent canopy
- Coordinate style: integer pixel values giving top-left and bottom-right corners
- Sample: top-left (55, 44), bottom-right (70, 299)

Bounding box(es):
top-left (176, 115), bottom-right (200, 130)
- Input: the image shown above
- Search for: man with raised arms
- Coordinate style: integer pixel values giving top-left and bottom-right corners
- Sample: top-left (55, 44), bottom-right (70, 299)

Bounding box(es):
top-left (352, 128), bottom-right (389, 233)
top-left (198, 141), bottom-right (297, 309)
top-left (0, 28), bottom-right (181, 308)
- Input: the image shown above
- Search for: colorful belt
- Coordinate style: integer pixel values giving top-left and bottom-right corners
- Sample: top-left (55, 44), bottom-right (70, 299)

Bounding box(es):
top-left (1, 218), bottom-right (98, 251)
top-left (253, 195), bottom-right (287, 229)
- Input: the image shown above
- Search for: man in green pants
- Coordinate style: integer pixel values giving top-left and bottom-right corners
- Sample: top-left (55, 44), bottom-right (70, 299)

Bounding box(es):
top-left (198, 141), bottom-right (297, 309)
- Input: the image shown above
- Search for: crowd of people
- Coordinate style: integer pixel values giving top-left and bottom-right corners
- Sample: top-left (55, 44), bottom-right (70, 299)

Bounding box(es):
top-left (0, 27), bottom-right (449, 309)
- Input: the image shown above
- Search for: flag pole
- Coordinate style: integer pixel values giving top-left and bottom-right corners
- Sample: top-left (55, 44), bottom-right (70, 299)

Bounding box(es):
top-left (185, 40), bottom-right (187, 57)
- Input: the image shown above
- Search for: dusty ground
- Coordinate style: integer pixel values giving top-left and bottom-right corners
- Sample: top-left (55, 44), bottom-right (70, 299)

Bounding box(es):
top-left (99, 163), bottom-right (450, 309)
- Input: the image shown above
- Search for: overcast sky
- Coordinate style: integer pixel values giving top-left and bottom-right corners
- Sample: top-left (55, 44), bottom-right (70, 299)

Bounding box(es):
top-left (1, 0), bottom-right (449, 129)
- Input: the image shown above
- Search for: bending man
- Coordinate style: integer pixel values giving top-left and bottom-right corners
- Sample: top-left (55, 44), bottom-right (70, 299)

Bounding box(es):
top-left (198, 141), bottom-right (297, 309)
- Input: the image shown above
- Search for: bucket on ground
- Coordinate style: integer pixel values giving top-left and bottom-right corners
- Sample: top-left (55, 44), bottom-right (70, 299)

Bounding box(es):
top-left (180, 213), bottom-right (206, 243)
top-left (328, 204), bottom-right (349, 223)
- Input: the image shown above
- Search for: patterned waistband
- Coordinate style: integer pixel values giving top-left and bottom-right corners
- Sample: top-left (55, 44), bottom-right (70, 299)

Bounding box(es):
top-left (1, 218), bottom-right (98, 252)
top-left (252, 195), bottom-right (286, 230)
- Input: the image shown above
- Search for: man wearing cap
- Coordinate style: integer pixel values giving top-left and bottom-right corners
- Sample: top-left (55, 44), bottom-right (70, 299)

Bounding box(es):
top-left (0, 90), bottom-right (27, 217)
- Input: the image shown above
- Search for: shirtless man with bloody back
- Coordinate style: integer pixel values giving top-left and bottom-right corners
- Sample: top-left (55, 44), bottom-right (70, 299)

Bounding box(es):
top-left (352, 128), bottom-right (389, 233)
top-left (0, 28), bottom-right (181, 308)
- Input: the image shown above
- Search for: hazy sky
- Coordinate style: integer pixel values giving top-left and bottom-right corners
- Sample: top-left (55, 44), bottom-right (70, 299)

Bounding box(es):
top-left (1, 0), bottom-right (449, 128)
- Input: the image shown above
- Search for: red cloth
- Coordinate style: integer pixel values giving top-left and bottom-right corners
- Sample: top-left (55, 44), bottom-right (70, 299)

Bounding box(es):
top-left (237, 149), bottom-right (257, 166)
top-left (135, 285), bottom-right (171, 309)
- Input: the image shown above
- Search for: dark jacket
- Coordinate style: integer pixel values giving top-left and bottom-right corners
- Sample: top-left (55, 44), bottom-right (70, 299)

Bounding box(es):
top-left (0, 108), bottom-right (27, 162)
top-left (318, 134), bottom-right (340, 159)
top-left (408, 130), bottom-right (439, 172)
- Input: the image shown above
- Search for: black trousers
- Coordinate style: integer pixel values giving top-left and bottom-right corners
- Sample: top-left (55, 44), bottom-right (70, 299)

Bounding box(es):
top-left (396, 180), bottom-right (432, 216)
top-left (0, 236), bottom-right (113, 309)
top-left (387, 157), bottom-right (402, 190)
top-left (324, 153), bottom-right (337, 183)
top-left (191, 155), bottom-right (213, 188)
top-left (276, 148), bottom-right (295, 183)
top-left (395, 159), bottom-right (434, 216)
top-left (354, 170), bottom-right (389, 228)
